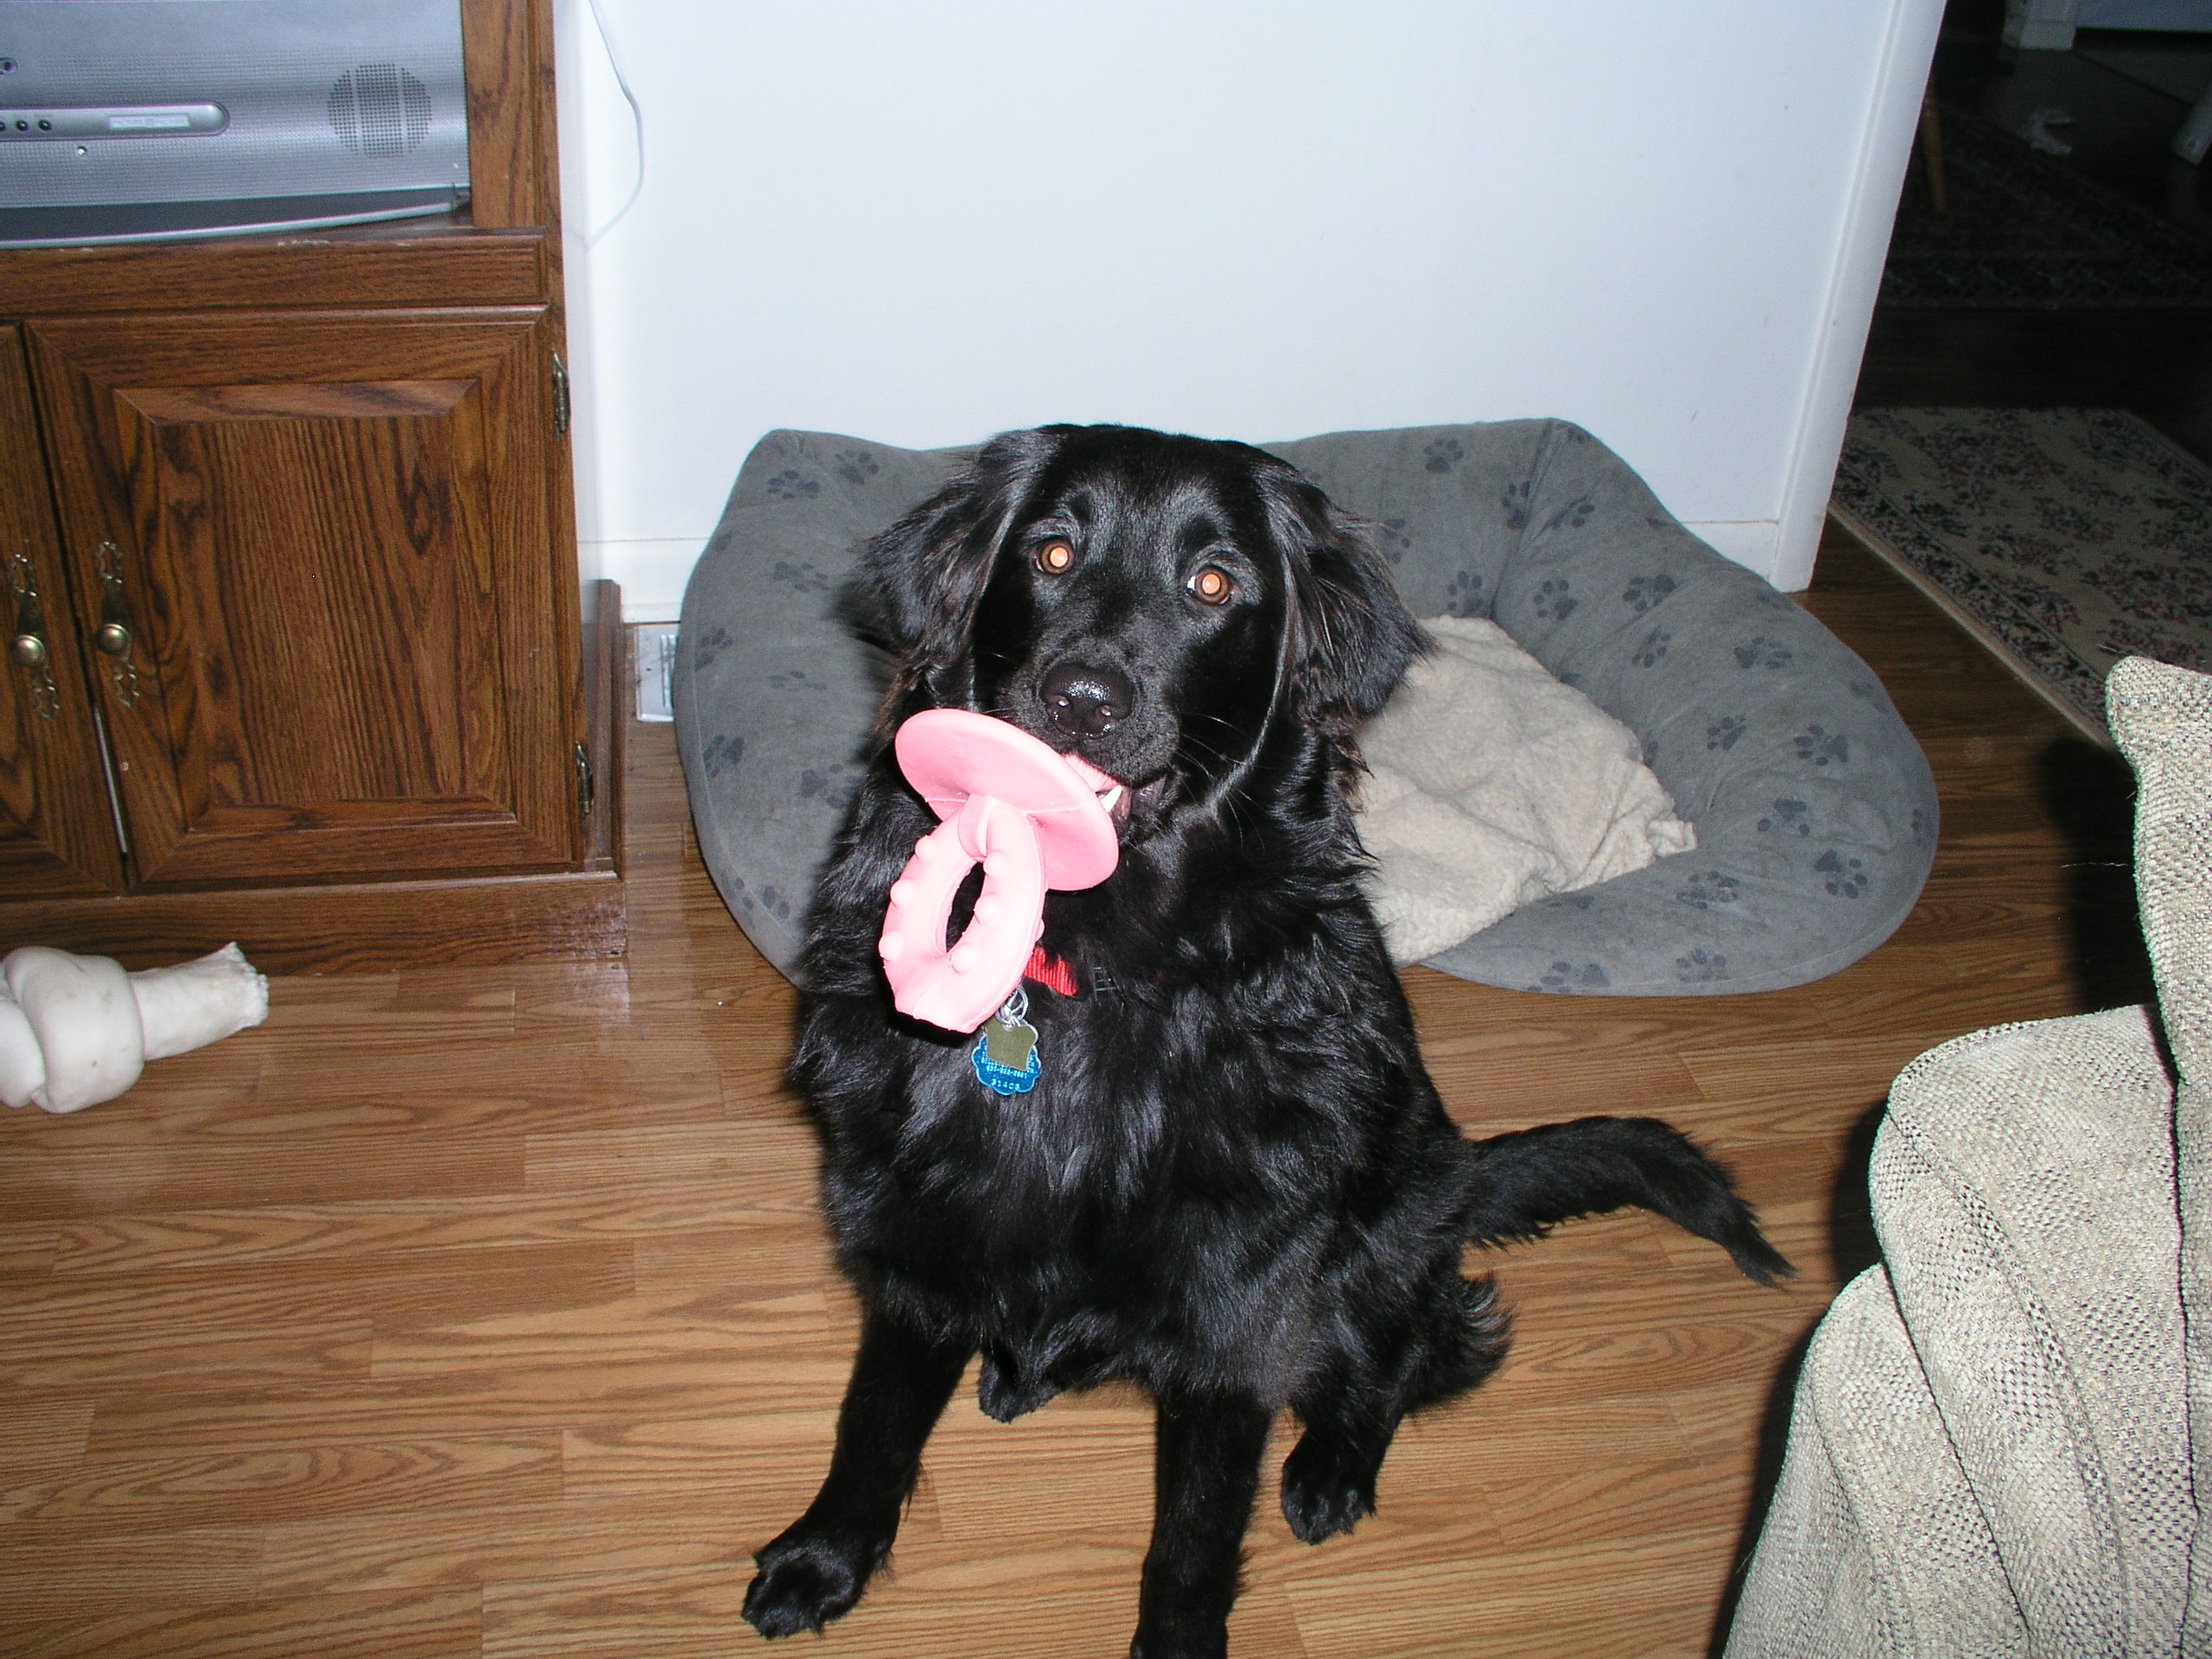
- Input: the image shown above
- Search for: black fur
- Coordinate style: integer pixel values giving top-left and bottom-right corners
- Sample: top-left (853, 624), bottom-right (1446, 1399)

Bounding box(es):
top-left (742, 424), bottom-right (1789, 1656)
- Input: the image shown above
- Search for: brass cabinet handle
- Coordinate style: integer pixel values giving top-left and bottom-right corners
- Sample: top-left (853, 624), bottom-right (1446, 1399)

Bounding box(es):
top-left (7, 552), bottom-right (60, 720)
top-left (93, 541), bottom-right (139, 706)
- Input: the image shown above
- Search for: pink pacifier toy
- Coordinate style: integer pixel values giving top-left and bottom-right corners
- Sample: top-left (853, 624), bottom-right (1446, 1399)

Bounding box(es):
top-left (877, 709), bottom-right (1122, 1038)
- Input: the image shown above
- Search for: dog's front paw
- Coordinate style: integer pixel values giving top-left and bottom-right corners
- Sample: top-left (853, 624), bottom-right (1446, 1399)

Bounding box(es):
top-left (742, 1529), bottom-right (878, 1639)
top-left (1279, 1429), bottom-right (1381, 1545)
top-left (1129, 1611), bottom-right (1230, 1659)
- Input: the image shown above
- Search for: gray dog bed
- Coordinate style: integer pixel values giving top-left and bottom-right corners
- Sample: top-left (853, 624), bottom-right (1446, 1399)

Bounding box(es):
top-left (674, 421), bottom-right (1937, 995)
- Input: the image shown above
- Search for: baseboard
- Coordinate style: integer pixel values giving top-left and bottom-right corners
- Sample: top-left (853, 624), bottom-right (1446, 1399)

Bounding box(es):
top-left (1683, 518), bottom-right (1786, 586)
top-left (4, 868), bottom-right (627, 975)
top-left (580, 537), bottom-right (700, 622)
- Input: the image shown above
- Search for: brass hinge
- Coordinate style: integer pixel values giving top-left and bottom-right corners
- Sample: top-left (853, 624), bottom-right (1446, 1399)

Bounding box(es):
top-left (550, 351), bottom-right (571, 439)
top-left (575, 741), bottom-right (594, 822)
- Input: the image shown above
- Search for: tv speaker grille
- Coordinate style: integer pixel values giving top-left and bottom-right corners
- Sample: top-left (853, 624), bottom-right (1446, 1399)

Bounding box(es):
top-left (327, 64), bottom-right (432, 156)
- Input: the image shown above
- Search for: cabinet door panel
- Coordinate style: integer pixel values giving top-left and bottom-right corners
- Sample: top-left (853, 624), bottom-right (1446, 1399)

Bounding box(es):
top-left (122, 378), bottom-right (490, 810)
top-left (29, 309), bottom-right (579, 889)
top-left (0, 323), bottom-right (123, 899)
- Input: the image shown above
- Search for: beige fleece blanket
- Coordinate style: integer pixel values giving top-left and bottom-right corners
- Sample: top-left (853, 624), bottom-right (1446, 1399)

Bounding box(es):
top-left (1357, 615), bottom-right (1695, 965)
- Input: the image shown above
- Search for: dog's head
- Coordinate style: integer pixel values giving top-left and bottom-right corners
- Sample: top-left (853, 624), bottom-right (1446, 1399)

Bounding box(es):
top-left (862, 423), bottom-right (1424, 844)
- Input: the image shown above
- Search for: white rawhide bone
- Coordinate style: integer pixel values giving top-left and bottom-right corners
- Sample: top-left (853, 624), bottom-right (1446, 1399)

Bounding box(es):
top-left (0, 944), bottom-right (270, 1115)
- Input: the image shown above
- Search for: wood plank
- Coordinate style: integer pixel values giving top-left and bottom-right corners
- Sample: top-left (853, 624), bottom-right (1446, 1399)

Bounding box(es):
top-left (0, 1399), bottom-right (92, 1475)
top-left (253, 1492), bottom-right (763, 1595)
top-left (1, 1435), bottom-right (560, 1534)
top-left (0, 1135), bottom-right (524, 1224)
top-left (0, 1526), bottom-right (264, 1619)
top-left (0, 1242), bottom-right (634, 1360)
top-left (0, 1589), bottom-right (480, 1659)
top-left (35, 1163), bottom-right (808, 1277)
top-left (0, 1318), bottom-right (371, 1390)
top-left (1283, 1523), bottom-right (1746, 1658)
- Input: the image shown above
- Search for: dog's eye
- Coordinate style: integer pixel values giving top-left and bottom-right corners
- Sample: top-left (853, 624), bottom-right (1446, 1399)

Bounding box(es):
top-left (1189, 564), bottom-right (1234, 606)
top-left (1036, 539), bottom-right (1077, 575)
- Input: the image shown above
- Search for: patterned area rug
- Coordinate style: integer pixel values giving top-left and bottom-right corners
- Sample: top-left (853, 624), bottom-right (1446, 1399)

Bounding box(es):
top-left (1831, 407), bottom-right (2212, 741)
top-left (1883, 105), bottom-right (2212, 308)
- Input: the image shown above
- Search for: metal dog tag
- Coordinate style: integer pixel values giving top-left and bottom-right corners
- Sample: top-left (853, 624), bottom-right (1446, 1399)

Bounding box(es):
top-left (972, 989), bottom-right (1042, 1095)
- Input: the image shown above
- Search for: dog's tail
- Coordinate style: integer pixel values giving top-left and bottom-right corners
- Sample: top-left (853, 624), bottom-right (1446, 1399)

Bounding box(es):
top-left (1459, 1116), bottom-right (1791, 1287)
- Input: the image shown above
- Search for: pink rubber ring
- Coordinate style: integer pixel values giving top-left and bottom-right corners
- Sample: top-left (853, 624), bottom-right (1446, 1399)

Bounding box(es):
top-left (876, 711), bottom-right (1121, 1033)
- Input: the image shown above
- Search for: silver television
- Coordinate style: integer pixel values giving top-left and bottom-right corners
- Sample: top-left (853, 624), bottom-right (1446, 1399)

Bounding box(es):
top-left (0, 0), bottom-right (469, 247)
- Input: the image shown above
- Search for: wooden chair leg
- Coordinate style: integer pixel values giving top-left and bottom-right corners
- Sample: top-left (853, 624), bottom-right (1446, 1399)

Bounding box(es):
top-left (1920, 86), bottom-right (1949, 213)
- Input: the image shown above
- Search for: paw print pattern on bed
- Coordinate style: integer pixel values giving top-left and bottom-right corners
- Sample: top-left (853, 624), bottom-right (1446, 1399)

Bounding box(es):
top-left (760, 468), bottom-right (821, 502)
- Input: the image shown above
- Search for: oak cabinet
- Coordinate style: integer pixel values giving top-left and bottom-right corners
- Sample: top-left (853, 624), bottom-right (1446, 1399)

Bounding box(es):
top-left (1, 322), bottom-right (121, 900)
top-left (0, 0), bottom-right (622, 969)
top-left (26, 306), bottom-right (581, 890)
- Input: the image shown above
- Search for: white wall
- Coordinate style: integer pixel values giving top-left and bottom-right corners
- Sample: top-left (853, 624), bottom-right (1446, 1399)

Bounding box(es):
top-left (556, 1), bottom-right (1942, 620)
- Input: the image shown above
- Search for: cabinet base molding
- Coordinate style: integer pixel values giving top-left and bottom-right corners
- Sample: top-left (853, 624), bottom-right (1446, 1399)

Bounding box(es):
top-left (0, 868), bottom-right (625, 974)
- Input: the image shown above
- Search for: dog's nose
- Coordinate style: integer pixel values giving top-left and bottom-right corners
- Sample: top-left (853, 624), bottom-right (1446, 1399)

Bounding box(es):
top-left (1040, 660), bottom-right (1134, 740)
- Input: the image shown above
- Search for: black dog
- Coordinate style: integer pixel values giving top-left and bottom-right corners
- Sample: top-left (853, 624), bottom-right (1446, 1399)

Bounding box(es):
top-left (742, 424), bottom-right (1788, 1657)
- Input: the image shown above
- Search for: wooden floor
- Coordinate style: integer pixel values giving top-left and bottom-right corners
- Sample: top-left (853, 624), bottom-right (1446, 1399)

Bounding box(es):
top-left (0, 524), bottom-right (2139, 1658)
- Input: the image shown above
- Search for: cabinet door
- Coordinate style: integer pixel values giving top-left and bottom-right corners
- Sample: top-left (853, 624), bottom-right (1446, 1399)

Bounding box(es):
top-left (27, 308), bottom-right (581, 890)
top-left (0, 323), bottom-right (124, 899)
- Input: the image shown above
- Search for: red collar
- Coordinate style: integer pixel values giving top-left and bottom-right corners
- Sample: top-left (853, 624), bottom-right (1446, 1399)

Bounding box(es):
top-left (1023, 948), bottom-right (1081, 997)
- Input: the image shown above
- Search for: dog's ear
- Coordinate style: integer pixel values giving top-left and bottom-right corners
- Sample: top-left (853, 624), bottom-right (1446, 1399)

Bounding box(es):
top-left (861, 428), bottom-right (1063, 670)
top-left (1262, 466), bottom-right (1427, 722)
